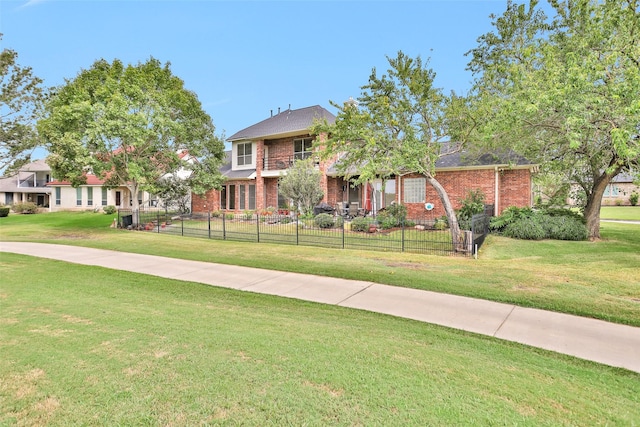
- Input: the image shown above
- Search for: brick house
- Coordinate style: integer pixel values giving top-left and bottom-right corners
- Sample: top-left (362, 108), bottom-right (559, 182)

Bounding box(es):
top-left (192, 105), bottom-right (538, 216)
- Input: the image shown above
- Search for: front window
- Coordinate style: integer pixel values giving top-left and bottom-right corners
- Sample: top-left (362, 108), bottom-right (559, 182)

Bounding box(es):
top-left (239, 185), bottom-right (246, 210)
top-left (76, 188), bottom-right (82, 206)
top-left (55, 187), bottom-right (61, 206)
top-left (404, 177), bottom-right (426, 203)
top-left (237, 143), bottom-right (252, 166)
top-left (102, 187), bottom-right (108, 206)
top-left (87, 187), bottom-right (93, 206)
top-left (294, 137), bottom-right (313, 161)
top-left (248, 184), bottom-right (256, 210)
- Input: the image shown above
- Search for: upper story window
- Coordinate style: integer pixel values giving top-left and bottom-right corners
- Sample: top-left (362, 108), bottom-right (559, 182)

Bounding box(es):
top-left (294, 138), bottom-right (313, 161)
top-left (237, 142), bottom-right (252, 166)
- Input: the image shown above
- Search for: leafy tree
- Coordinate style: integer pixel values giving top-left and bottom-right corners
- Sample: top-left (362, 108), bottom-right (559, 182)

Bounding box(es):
top-left (155, 173), bottom-right (192, 213)
top-left (278, 158), bottom-right (324, 216)
top-left (464, 0), bottom-right (640, 239)
top-left (0, 34), bottom-right (45, 173)
top-left (311, 51), bottom-right (467, 245)
top-left (38, 58), bottom-right (224, 222)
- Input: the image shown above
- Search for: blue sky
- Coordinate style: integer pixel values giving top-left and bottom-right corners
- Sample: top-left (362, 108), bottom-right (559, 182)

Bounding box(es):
top-left (1, 0), bottom-right (508, 154)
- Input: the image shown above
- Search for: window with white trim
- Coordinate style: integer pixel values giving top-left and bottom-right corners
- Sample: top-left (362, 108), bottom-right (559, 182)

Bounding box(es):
top-left (294, 138), bottom-right (313, 160)
top-left (237, 143), bottom-right (252, 166)
top-left (76, 188), bottom-right (82, 206)
top-left (87, 187), bottom-right (93, 206)
top-left (403, 178), bottom-right (426, 203)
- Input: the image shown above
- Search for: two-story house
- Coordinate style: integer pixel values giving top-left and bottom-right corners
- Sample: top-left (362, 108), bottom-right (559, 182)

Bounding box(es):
top-left (0, 159), bottom-right (52, 207)
top-left (192, 105), bottom-right (538, 218)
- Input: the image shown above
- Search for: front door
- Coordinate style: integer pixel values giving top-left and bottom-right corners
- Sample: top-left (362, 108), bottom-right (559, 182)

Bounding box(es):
top-left (115, 191), bottom-right (121, 207)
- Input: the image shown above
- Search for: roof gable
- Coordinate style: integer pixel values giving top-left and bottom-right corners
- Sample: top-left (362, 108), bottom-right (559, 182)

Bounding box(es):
top-left (227, 105), bottom-right (335, 141)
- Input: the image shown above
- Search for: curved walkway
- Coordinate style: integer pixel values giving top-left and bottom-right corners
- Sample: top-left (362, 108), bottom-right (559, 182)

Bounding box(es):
top-left (2, 241), bottom-right (639, 374)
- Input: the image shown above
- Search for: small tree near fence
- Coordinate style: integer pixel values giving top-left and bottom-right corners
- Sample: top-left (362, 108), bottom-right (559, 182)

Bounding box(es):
top-left (278, 158), bottom-right (324, 216)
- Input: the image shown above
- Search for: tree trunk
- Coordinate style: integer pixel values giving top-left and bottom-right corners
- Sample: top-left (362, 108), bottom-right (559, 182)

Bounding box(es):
top-left (583, 173), bottom-right (613, 240)
top-left (128, 182), bottom-right (141, 226)
top-left (425, 175), bottom-right (462, 250)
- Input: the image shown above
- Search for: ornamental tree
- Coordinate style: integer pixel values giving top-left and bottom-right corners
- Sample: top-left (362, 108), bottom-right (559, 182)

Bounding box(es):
top-left (464, 0), bottom-right (640, 239)
top-left (38, 58), bottom-right (224, 220)
top-left (311, 51), bottom-right (469, 245)
top-left (0, 34), bottom-right (46, 173)
top-left (278, 158), bottom-right (324, 216)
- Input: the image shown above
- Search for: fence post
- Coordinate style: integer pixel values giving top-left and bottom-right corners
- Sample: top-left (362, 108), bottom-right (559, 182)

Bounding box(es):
top-left (401, 219), bottom-right (405, 252)
top-left (295, 213), bottom-right (299, 246)
top-left (208, 211), bottom-right (211, 239)
top-left (157, 212), bottom-right (160, 233)
top-left (342, 216), bottom-right (345, 249)
top-left (223, 212), bottom-right (226, 240)
top-left (256, 213), bottom-right (260, 243)
top-left (181, 214), bottom-right (184, 236)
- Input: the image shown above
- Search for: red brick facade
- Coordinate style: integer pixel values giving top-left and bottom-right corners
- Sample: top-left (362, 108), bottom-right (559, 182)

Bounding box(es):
top-left (192, 133), bottom-right (534, 216)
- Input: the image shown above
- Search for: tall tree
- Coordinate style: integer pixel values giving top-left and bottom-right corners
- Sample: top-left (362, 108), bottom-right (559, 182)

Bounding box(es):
top-left (0, 34), bottom-right (45, 173)
top-left (38, 58), bottom-right (225, 220)
top-left (464, 0), bottom-right (640, 239)
top-left (311, 51), bottom-right (466, 245)
top-left (278, 158), bottom-right (324, 216)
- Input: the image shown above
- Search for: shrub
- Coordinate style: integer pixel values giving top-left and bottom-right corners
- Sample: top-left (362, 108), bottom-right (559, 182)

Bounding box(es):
top-left (503, 216), bottom-right (547, 240)
top-left (630, 192), bottom-right (639, 206)
top-left (12, 202), bottom-right (38, 214)
top-left (377, 203), bottom-right (407, 229)
top-left (490, 206), bottom-right (535, 233)
top-left (335, 216), bottom-right (344, 229)
top-left (103, 205), bottom-right (117, 215)
top-left (434, 218), bottom-right (447, 230)
top-left (211, 210), bottom-right (221, 218)
top-left (225, 213), bottom-right (235, 220)
top-left (314, 213), bottom-right (335, 229)
top-left (0, 206), bottom-right (9, 217)
top-left (543, 207), bottom-right (585, 224)
top-left (543, 215), bottom-right (588, 241)
top-left (351, 216), bottom-right (373, 232)
top-left (615, 199), bottom-right (623, 206)
top-left (243, 210), bottom-right (254, 220)
top-left (457, 189), bottom-right (486, 222)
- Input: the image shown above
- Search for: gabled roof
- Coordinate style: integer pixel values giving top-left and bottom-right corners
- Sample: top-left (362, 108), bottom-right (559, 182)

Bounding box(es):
top-left (47, 174), bottom-right (107, 186)
top-left (19, 159), bottom-right (51, 172)
top-left (227, 105), bottom-right (336, 142)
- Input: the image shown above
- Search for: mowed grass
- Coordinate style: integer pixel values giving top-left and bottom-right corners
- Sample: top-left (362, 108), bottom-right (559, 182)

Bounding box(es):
top-left (1, 211), bottom-right (639, 326)
top-left (600, 205), bottom-right (640, 221)
top-left (1, 253), bottom-right (639, 426)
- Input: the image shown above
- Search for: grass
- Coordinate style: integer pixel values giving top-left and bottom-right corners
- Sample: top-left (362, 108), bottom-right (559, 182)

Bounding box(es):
top-left (2, 211), bottom-right (639, 327)
top-left (1, 253), bottom-right (639, 425)
top-left (600, 206), bottom-right (640, 221)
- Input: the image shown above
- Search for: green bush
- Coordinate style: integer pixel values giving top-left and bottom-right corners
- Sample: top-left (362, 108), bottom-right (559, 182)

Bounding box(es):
top-left (490, 206), bottom-right (535, 232)
top-left (457, 189), bottom-right (486, 222)
top-left (494, 207), bottom-right (588, 241)
top-left (351, 216), bottom-right (373, 232)
top-left (243, 210), bottom-right (254, 220)
top-left (103, 205), bottom-right (117, 215)
top-left (211, 210), bottom-right (221, 218)
top-left (0, 206), bottom-right (10, 217)
top-left (377, 204), bottom-right (407, 229)
top-left (630, 192), bottom-right (639, 206)
top-left (12, 202), bottom-right (38, 214)
top-left (314, 213), bottom-right (335, 229)
top-left (335, 216), bottom-right (344, 229)
top-left (503, 216), bottom-right (547, 240)
top-left (543, 216), bottom-right (588, 241)
top-left (225, 213), bottom-right (235, 220)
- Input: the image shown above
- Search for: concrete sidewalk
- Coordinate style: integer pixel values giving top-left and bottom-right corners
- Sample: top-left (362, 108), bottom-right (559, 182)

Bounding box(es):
top-left (2, 241), bottom-right (639, 374)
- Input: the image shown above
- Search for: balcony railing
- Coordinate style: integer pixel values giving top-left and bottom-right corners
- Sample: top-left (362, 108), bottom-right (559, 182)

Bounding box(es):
top-left (18, 178), bottom-right (49, 188)
top-left (262, 153), bottom-right (314, 171)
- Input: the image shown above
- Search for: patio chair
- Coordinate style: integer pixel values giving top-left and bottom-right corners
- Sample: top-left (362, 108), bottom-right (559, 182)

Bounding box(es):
top-left (348, 202), bottom-right (360, 218)
top-left (336, 202), bottom-right (348, 218)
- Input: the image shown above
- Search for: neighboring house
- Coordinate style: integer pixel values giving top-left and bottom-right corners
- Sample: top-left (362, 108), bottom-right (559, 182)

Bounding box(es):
top-left (0, 159), bottom-right (53, 207)
top-left (192, 105), bottom-right (538, 217)
top-left (602, 173), bottom-right (639, 206)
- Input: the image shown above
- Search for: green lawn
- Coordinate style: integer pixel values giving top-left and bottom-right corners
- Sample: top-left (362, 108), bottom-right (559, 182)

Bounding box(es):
top-left (2, 253), bottom-right (639, 425)
top-left (600, 206), bottom-right (640, 221)
top-left (2, 211), bottom-right (639, 326)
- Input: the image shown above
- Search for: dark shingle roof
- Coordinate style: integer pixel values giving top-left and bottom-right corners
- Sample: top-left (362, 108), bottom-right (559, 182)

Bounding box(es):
top-left (219, 151), bottom-right (255, 179)
top-left (227, 105), bottom-right (335, 142)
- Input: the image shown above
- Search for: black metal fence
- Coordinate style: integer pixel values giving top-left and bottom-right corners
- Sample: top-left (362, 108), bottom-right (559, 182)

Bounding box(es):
top-left (118, 209), bottom-right (490, 257)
